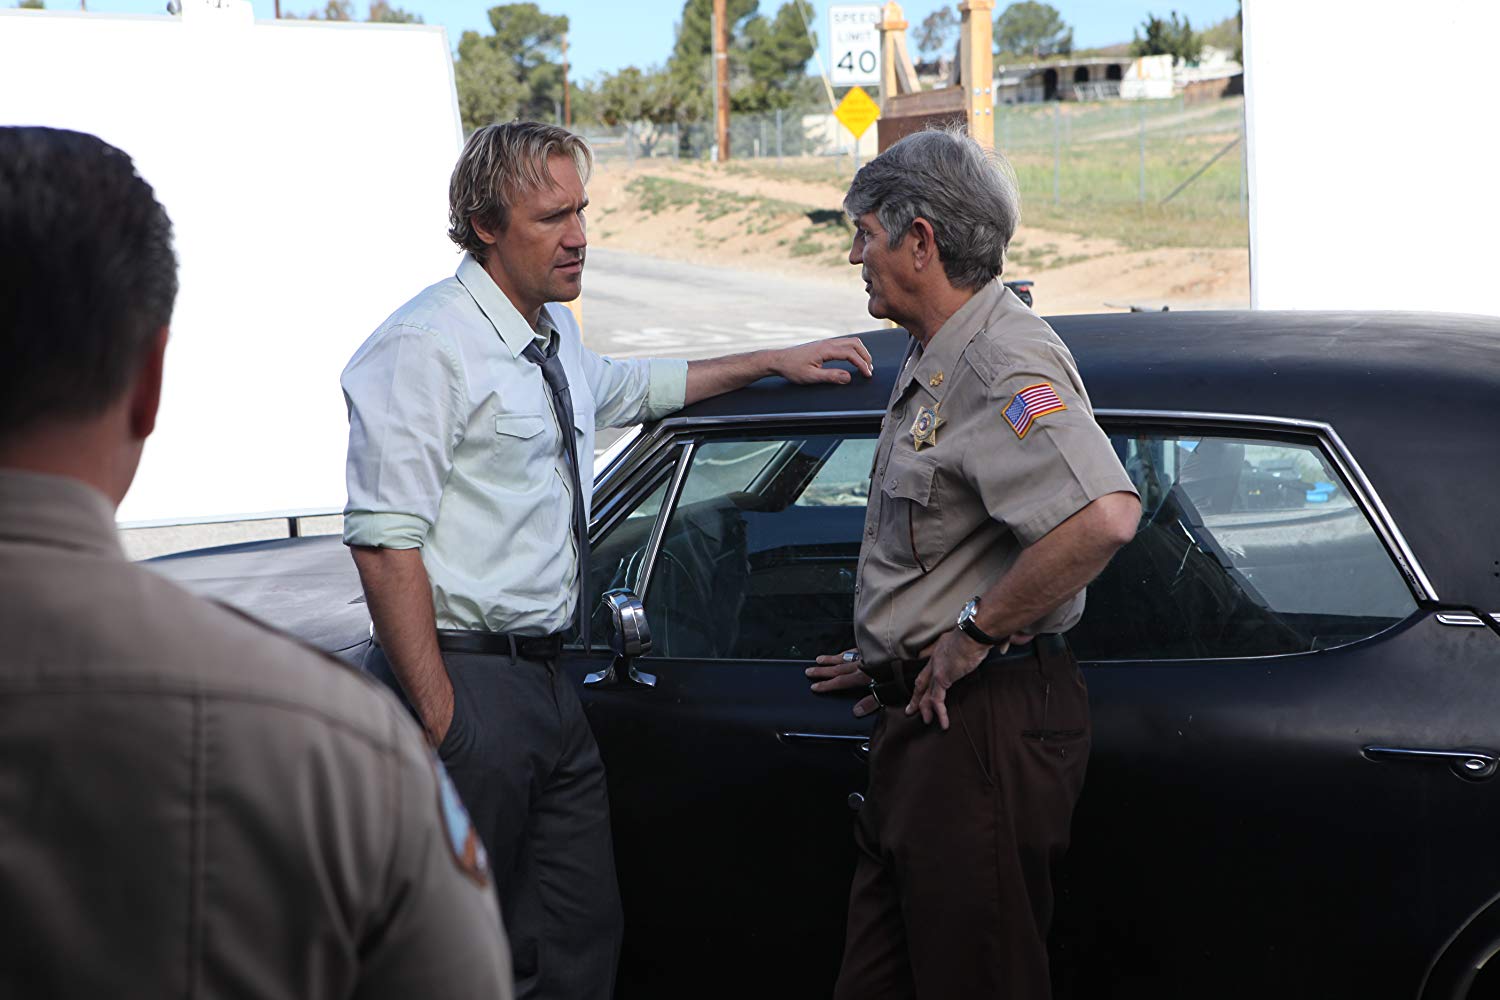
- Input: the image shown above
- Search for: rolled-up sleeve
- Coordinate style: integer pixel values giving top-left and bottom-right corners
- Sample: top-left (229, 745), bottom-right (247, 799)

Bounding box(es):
top-left (342, 323), bottom-right (465, 549)
top-left (581, 349), bottom-right (687, 428)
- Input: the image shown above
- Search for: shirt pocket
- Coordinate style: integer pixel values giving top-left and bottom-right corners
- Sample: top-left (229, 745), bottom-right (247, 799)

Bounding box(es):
top-left (494, 413), bottom-right (548, 465)
top-left (878, 457), bottom-right (943, 573)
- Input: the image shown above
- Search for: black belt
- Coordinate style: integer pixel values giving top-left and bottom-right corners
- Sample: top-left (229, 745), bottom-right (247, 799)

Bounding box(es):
top-left (373, 628), bottom-right (565, 661)
top-left (863, 633), bottom-right (1067, 709)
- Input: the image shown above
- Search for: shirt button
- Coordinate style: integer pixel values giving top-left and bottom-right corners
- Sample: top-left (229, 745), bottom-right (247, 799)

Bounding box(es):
top-left (866, 524), bottom-right (875, 537)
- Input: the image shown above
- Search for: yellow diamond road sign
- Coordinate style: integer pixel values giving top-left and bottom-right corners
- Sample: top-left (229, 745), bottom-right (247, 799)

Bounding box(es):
top-left (835, 86), bottom-right (880, 139)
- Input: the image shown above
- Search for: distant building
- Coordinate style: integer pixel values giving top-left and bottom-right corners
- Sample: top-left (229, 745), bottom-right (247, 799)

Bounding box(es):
top-left (976, 45), bottom-right (1242, 104)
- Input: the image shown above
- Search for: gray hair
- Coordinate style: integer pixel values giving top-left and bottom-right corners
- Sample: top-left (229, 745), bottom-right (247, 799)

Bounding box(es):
top-left (448, 121), bottom-right (593, 263)
top-left (843, 125), bottom-right (1020, 290)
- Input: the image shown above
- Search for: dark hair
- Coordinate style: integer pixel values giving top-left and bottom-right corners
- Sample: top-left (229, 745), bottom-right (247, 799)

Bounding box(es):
top-left (0, 127), bottom-right (178, 437)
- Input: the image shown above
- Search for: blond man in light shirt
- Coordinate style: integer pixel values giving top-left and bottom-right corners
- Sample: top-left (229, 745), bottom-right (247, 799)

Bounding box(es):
top-left (340, 121), bottom-right (873, 1000)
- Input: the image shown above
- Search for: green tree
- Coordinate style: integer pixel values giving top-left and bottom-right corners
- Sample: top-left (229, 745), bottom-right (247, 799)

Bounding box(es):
top-left (1198, 2), bottom-right (1242, 64)
top-left (915, 7), bottom-right (958, 59)
top-left (454, 3), bottom-right (570, 130)
top-left (995, 1), bottom-right (1072, 58)
top-left (1132, 10), bottom-right (1202, 64)
top-left (667, 0), bottom-right (759, 122)
top-left (595, 65), bottom-right (681, 154)
top-left (738, 0), bottom-right (816, 112)
top-left (15, 0), bottom-right (45, 9)
top-left (455, 39), bottom-right (527, 131)
top-left (368, 0), bottom-right (422, 22)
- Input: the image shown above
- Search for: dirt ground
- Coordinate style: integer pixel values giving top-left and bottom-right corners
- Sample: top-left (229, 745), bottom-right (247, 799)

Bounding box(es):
top-left (586, 157), bottom-right (1249, 314)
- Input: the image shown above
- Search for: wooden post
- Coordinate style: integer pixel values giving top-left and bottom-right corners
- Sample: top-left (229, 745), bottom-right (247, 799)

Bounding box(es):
top-left (958, 0), bottom-right (995, 146)
top-left (714, 0), bottom-right (730, 161)
top-left (879, 2), bottom-right (906, 102)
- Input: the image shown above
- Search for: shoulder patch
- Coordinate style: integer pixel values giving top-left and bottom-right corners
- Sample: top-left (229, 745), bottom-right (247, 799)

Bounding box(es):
top-left (434, 758), bottom-right (490, 887)
top-left (1003, 383), bottom-right (1067, 439)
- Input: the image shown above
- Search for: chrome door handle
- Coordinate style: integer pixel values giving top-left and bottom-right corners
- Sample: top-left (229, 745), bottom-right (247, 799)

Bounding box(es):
top-left (777, 732), bottom-right (869, 753)
top-left (1363, 746), bottom-right (1499, 781)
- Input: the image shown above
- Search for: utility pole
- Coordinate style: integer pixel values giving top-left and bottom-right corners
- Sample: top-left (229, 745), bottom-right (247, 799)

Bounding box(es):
top-left (714, 0), bottom-right (730, 161)
top-left (562, 32), bottom-right (571, 128)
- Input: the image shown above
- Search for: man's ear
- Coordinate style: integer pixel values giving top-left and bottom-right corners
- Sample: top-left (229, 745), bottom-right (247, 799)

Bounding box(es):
top-left (471, 215), bottom-right (500, 247)
top-left (908, 217), bottom-right (938, 272)
top-left (128, 327), bottom-right (169, 441)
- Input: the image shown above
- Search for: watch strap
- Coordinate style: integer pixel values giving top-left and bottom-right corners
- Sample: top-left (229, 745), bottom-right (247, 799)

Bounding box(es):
top-left (957, 602), bottom-right (1005, 646)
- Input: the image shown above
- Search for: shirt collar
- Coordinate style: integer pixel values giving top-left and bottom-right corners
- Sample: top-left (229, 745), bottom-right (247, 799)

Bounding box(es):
top-left (0, 470), bottom-right (122, 557)
top-left (902, 278), bottom-right (1006, 404)
top-left (455, 253), bottom-right (552, 358)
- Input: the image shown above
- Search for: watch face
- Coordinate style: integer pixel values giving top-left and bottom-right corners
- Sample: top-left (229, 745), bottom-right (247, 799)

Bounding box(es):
top-left (959, 598), bottom-right (979, 625)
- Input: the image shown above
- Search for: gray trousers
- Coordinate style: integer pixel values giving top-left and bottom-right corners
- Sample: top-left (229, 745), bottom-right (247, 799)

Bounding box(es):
top-left (365, 645), bottom-right (622, 1000)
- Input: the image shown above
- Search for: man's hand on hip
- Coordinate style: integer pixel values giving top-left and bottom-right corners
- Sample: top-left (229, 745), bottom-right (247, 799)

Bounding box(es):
top-left (907, 630), bottom-right (994, 730)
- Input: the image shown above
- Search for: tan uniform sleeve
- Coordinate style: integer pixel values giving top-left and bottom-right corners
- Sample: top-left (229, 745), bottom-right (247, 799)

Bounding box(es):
top-left (964, 342), bottom-right (1137, 547)
top-left (354, 727), bottom-right (512, 1000)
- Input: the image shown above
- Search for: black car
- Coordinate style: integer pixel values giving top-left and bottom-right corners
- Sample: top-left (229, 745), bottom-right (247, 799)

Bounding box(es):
top-left (153, 311), bottom-right (1500, 999)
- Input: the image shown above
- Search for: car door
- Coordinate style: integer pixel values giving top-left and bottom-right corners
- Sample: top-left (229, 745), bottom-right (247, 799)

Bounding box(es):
top-left (1051, 417), bottom-right (1500, 999)
top-left (558, 421), bottom-right (880, 998)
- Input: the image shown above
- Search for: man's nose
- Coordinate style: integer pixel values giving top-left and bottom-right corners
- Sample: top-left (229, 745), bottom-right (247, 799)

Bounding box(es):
top-left (848, 237), bottom-right (862, 265)
top-left (564, 212), bottom-right (586, 248)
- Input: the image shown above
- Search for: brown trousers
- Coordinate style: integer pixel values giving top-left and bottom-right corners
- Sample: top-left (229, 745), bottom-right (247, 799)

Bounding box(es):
top-left (833, 639), bottom-right (1090, 1000)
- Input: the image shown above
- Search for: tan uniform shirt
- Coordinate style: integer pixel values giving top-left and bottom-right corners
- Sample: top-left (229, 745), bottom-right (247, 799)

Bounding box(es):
top-left (0, 471), bottom-right (512, 999)
top-left (853, 281), bottom-right (1137, 669)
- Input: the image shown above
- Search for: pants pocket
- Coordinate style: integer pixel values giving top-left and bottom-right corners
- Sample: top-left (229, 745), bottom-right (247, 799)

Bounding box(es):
top-left (437, 663), bottom-right (472, 763)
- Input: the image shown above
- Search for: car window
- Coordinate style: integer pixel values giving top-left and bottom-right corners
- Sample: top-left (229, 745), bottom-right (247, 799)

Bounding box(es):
top-left (636, 434), bottom-right (875, 660)
top-left (1073, 429), bottom-right (1418, 661)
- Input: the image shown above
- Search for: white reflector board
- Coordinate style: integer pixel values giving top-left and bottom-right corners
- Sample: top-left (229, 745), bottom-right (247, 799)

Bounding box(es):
top-left (0, 7), bottom-right (463, 523)
top-left (1244, 0), bottom-right (1500, 314)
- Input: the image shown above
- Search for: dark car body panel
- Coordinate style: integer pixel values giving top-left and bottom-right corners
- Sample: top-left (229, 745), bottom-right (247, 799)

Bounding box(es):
top-left (146, 311), bottom-right (1500, 998)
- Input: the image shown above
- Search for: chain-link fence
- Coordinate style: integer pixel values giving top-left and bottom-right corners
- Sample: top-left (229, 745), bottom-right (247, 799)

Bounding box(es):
top-left (578, 100), bottom-right (875, 167)
top-left (997, 95), bottom-right (1246, 216)
top-left (579, 95), bottom-right (1245, 220)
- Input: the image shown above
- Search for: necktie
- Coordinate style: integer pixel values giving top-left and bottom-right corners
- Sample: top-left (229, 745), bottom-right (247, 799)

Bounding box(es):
top-left (522, 335), bottom-right (590, 650)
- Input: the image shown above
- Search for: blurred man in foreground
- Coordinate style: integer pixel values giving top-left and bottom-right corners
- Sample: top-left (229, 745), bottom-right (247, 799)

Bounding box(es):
top-left (0, 126), bottom-right (511, 999)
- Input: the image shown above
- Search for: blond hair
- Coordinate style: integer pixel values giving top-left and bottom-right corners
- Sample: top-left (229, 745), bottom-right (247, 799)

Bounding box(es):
top-left (447, 122), bottom-right (593, 262)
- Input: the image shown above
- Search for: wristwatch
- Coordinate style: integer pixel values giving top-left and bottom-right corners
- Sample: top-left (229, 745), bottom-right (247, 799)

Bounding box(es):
top-left (956, 596), bottom-right (1005, 645)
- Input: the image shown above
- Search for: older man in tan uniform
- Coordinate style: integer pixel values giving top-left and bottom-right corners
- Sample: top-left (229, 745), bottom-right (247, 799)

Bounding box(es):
top-left (809, 129), bottom-right (1141, 999)
top-left (0, 127), bottom-right (511, 998)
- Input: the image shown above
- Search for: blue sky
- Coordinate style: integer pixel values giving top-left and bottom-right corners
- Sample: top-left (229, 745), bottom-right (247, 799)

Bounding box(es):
top-left (57, 0), bottom-right (1238, 81)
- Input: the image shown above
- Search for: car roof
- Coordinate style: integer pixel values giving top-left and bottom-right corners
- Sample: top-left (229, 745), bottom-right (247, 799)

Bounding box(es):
top-left (679, 310), bottom-right (1500, 608)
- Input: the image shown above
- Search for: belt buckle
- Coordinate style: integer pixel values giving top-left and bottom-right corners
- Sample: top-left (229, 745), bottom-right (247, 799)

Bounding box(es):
top-left (867, 678), bottom-right (896, 709)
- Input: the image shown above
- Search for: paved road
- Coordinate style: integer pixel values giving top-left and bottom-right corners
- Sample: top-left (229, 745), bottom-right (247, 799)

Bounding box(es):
top-left (580, 248), bottom-right (876, 360)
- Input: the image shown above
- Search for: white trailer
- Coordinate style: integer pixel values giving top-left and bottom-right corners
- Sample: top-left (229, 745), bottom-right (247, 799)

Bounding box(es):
top-left (1244, 0), bottom-right (1500, 315)
top-left (0, 0), bottom-right (463, 524)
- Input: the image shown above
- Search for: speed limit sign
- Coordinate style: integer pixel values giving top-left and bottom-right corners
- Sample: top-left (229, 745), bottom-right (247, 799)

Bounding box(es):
top-left (829, 4), bottom-right (881, 88)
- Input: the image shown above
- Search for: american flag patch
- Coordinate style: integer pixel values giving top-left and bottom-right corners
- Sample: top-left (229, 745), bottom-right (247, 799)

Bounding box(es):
top-left (1003, 383), bottom-right (1067, 438)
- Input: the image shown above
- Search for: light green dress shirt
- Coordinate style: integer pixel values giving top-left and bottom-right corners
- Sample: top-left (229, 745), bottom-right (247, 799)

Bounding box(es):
top-left (341, 254), bottom-right (687, 634)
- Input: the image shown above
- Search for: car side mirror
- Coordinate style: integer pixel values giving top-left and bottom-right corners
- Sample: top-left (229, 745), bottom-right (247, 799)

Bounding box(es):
top-left (583, 588), bottom-right (657, 688)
